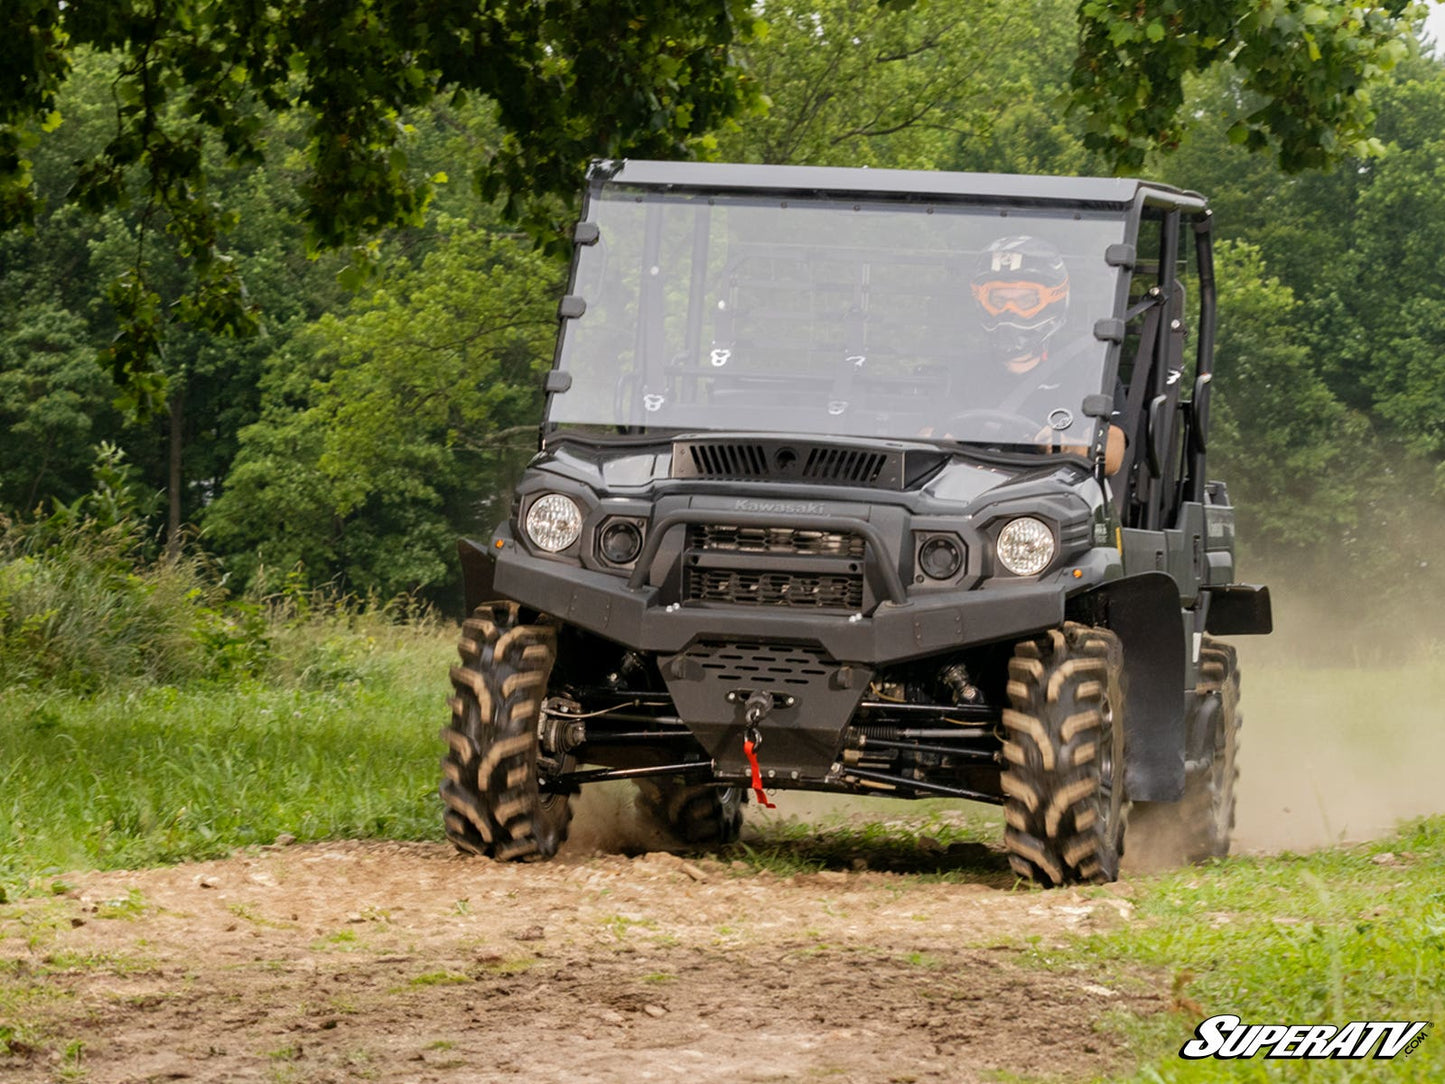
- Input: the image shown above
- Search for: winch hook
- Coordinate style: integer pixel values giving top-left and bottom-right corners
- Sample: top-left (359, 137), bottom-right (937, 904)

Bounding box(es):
top-left (741, 690), bottom-right (777, 809)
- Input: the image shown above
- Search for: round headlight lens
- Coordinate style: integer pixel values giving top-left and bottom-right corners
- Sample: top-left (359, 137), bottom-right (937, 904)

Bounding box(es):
top-left (996, 517), bottom-right (1055, 577)
top-left (525, 493), bottom-right (584, 552)
top-left (918, 536), bottom-right (963, 580)
top-left (599, 520), bottom-right (643, 565)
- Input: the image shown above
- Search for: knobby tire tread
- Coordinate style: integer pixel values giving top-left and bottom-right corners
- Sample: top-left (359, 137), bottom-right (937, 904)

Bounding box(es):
top-left (1001, 621), bottom-right (1127, 886)
top-left (440, 601), bottom-right (573, 861)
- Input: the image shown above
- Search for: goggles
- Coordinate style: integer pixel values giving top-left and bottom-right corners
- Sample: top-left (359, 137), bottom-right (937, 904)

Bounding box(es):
top-left (971, 277), bottom-right (1069, 319)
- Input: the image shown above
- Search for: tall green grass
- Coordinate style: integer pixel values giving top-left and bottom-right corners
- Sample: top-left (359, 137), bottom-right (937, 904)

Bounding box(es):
top-left (0, 621), bottom-right (451, 893)
top-left (0, 517), bottom-right (271, 692)
top-left (0, 465), bottom-right (456, 894)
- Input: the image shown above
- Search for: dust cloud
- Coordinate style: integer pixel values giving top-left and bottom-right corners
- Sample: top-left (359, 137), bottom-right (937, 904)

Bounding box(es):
top-left (1230, 602), bottom-right (1445, 853)
top-left (559, 781), bottom-right (676, 856)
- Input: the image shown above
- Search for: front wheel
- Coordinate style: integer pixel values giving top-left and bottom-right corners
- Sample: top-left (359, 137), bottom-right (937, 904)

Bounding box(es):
top-left (1001, 622), bottom-right (1128, 886)
top-left (439, 601), bottom-right (573, 861)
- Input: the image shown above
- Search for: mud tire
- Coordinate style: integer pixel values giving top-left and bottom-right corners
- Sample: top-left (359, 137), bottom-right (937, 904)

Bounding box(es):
top-left (1180, 639), bottom-right (1241, 861)
top-left (440, 601), bottom-right (573, 861)
top-left (634, 780), bottom-right (745, 846)
top-left (1001, 622), bottom-right (1128, 886)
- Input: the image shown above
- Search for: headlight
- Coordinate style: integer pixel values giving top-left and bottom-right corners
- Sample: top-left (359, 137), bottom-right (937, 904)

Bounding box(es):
top-left (996, 517), bottom-right (1055, 577)
top-left (525, 493), bottom-right (584, 552)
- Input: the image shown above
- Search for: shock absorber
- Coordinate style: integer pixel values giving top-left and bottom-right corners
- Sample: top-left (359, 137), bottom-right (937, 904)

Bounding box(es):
top-left (940, 663), bottom-right (983, 705)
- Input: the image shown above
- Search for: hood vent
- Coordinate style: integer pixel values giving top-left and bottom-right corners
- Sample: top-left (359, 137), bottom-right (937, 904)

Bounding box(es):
top-left (684, 441), bottom-right (770, 479)
top-left (673, 438), bottom-right (946, 491)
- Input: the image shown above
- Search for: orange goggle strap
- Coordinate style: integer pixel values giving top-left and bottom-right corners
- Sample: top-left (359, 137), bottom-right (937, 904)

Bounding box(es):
top-left (971, 276), bottom-right (1069, 319)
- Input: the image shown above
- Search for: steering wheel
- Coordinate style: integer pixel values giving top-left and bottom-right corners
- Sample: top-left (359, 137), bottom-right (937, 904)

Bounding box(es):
top-left (935, 408), bottom-right (1043, 443)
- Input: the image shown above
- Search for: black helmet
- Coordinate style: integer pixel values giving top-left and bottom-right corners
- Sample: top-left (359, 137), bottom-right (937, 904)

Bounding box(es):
top-left (970, 236), bottom-right (1070, 362)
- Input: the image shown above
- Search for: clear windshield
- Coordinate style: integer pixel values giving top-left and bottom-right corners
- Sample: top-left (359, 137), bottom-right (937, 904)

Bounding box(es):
top-left (549, 185), bottom-right (1128, 448)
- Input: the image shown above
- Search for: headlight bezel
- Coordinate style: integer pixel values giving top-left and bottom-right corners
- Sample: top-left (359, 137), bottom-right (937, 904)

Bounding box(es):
top-left (914, 532), bottom-right (966, 582)
top-left (524, 492), bottom-right (585, 553)
top-left (596, 516), bottom-right (646, 567)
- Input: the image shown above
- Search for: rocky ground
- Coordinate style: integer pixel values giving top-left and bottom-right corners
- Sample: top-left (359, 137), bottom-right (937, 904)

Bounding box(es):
top-left (1, 798), bottom-right (1170, 1084)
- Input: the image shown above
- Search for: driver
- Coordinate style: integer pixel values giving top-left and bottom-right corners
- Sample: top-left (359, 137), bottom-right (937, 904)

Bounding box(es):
top-left (968, 235), bottom-right (1126, 474)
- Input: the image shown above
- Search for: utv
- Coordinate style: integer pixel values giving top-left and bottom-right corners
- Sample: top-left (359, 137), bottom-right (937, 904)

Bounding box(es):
top-left (440, 160), bottom-right (1272, 886)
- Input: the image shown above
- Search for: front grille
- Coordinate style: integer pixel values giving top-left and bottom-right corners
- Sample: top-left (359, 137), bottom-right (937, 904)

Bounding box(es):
top-left (688, 569), bottom-right (864, 609)
top-left (692, 524), bottom-right (866, 558)
top-left (681, 641), bottom-right (832, 686)
top-left (672, 438), bottom-right (919, 489)
top-left (684, 522), bottom-right (867, 609)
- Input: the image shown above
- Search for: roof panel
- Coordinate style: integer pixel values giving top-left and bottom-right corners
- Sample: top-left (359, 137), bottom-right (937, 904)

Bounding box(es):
top-left (590, 159), bottom-right (1206, 213)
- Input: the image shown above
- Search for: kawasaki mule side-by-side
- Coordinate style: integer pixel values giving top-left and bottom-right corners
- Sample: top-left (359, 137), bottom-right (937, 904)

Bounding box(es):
top-left (439, 160), bottom-right (1272, 885)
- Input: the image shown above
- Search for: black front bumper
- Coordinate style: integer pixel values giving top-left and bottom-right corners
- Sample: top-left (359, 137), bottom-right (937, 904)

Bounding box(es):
top-left (477, 533), bottom-right (1068, 664)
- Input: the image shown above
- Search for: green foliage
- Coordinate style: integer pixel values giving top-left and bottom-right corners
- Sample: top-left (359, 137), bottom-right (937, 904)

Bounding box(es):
top-left (0, 304), bottom-right (119, 514)
top-left (0, 447), bottom-right (270, 693)
top-left (205, 219), bottom-right (561, 599)
top-left (1208, 242), bottom-right (1361, 548)
top-left (716, 0), bottom-right (1027, 168)
top-left (0, 1), bottom-right (762, 395)
top-left (1072, 0), bottom-right (1424, 173)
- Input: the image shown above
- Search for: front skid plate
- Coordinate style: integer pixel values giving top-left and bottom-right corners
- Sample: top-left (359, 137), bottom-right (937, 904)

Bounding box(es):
top-left (660, 641), bottom-right (873, 779)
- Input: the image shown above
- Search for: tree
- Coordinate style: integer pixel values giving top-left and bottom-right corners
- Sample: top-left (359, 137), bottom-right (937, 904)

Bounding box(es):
top-left (1, 0), bottom-right (760, 402)
top-left (204, 219), bottom-right (559, 598)
top-left (0, 304), bottom-right (122, 514)
top-left (1071, 1), bottom-right (1424, 173)
top-left (715, 0), bottom-right (1027, 168)
top-left (1207, 241), bottom-right (1361, 549)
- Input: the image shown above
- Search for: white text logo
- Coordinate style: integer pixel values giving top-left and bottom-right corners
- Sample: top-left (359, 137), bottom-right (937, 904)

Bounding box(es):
top-left (1181, 1015), bottom-right (1430, 1060)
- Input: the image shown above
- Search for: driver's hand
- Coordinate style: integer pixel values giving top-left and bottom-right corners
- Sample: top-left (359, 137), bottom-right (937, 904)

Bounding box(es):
top-left (1034, 423), bottom-right (1089, 457)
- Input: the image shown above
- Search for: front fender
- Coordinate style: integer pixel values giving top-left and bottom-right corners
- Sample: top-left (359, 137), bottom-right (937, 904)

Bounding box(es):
top-left (1070, 572), bottom-right (1186, 802)
top-left (458, 537), bottom-right (499, 616)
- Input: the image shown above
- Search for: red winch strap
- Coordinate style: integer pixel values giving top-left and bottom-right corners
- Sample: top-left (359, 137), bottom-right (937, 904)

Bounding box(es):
top-left (742, 739), bottom-right (776, 809)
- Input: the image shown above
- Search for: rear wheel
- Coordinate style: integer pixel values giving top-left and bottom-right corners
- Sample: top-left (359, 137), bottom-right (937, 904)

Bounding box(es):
top-left (1001, 622), bottom-right (1128, 886)
top-left (634, 779), bottom-right (744, 846)
top-left (1129, 638), bottom-right (1240, 865)
top-left (1181, 639), bottom-right (1240, 860)
top-left (439, 601), bottom-right (573, 861)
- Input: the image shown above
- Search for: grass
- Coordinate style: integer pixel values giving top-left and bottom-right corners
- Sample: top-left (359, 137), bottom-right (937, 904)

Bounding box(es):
top-left (731, 802), bottom-right (1009, 879)
top-left (0, 620), bottom-right (452, 896)
top-left (1029, 816), bottom-right (1445, 1082)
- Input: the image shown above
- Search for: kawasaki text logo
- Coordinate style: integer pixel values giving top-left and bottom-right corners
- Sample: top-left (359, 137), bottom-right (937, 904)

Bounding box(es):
top-left (732, 499), bottom-right (828, 516)
top-left (1181, 1015), bottom-right (1431, 1060)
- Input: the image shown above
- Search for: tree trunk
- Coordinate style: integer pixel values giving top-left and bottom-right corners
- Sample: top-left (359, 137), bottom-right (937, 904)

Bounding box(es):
top-left (166, 382), bottom-right (183, 562)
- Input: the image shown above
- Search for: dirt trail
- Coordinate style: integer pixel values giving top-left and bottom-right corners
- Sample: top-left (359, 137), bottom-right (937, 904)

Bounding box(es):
top-left (2, 828), bottom-right (1163, 1084)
